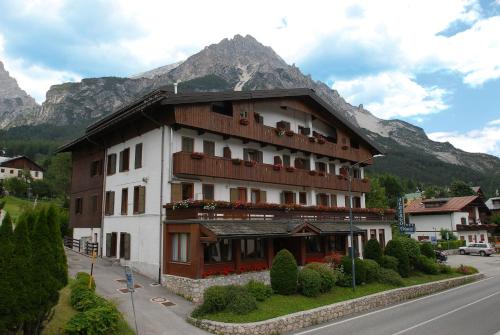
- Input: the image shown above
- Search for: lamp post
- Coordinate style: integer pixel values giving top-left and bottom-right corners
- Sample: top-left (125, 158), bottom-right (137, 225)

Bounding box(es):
top-left (347, 154), bottom-right (384, 291)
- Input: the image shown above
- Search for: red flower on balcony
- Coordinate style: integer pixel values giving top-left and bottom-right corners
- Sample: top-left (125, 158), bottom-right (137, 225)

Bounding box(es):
top-left (341, 145), bottom-right (349, 150)
top-left (275, 128), bottom-right (286, 137)
top-left (244, 160), bottom-right (257, 167)
top-left (239, 118), bottom-right (249, 125)
top-left (318, 171), bottom-right (325, 177)
top-left (309, 170), bottom-right (317, 176)
top-left (190, 152), bottom-right (205, 159)
top-left (317, 138), bottom-right (326, 144)
top-left (285, 130), bottom-right (294, 137)
top-left (232, 158), bottom-right (242, 165)
top-left (286, 166), bottom-right (296, 172)
top-left (273, 164), bottom-right (283, 171)
top-left (308, 136), bottom-right (316, 143)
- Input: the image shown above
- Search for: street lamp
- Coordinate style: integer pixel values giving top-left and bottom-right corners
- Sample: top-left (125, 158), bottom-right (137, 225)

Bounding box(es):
top-left (347, 154), bottom-right (384, 291)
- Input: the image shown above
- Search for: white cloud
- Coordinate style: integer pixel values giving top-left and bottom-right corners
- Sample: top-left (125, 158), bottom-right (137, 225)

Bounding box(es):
top-left (0, 34), bottom-right (81, 103)
top-left (488, 119), bottom-right (500, 125)
top-left (333, 72), bottom-right (449, 119)
top-left (429, 125), bottom-right (500, 156)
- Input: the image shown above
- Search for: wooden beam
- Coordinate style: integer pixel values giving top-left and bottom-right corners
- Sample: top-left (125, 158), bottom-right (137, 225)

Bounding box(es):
top-left (197, 129), bottom-right (205, 135)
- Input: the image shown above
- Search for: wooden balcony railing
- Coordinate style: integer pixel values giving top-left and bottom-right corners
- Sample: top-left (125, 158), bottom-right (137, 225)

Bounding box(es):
top-left (173, 151), bottom-right (370, 193)
top-left (174, 105), bottom-right (373, 163)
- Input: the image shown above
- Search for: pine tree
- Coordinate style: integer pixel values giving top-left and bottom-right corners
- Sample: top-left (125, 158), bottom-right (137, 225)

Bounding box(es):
top-left (0, 213), bottom-right (15, 333)
top-left (47, 205), bottom-right (68, 287)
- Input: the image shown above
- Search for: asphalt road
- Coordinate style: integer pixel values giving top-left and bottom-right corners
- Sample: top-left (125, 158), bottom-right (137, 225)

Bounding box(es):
top-left (291, 254), bottom-right (500, 335)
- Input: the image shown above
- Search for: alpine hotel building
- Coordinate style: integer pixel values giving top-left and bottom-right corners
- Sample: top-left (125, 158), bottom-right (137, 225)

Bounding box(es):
top-left (60, 89), bottom-right (395, 296)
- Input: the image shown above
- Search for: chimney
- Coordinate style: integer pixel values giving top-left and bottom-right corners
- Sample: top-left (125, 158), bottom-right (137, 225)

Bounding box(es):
top-left (174, 82), bottom-right (178, 94)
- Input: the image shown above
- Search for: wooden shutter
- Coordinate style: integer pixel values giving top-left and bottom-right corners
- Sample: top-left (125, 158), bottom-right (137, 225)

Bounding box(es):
top-left (109, 192), bottom-right (115, 215)
top-left (243, 149), bottom-right (249, 161)
top-left (139, 186), bottom-right (146, 213)
top-left (257, 151), bottom-right (263, 163)
top-left (182, 137), bottom-right (194, 152)
top-left (273, 156), bottom-right (282, 165)
top-left (124, 234), bottom-right (131, 260)
top-left (280, 192), bottom-right (285, 204)
top-left (260, 190), bottom-right (267, 203)
top-left (331, 194), bottom-right (337, 207)
top-left (106, 234), bottom-right (112, 257)
top-left (294, 158), bottom-right (302, 169)
top-left (283, 155), bottom-right (290, 166)
top-left (171, 184), bottom-right (182, 202)
top-left (223, 147), bottom-right (232, 159)
top-left (203, 140), bottom-right (215, 156)
top-left (292, 192), bottom-right (297, 204)
top-left (135, 143), bottom-right (143, 169)
top-left (329, 163), bottom-right (336, 175)
top-left (230, 188), bottom-right (238, 202)
top-left (345, 196), bottom-right (350, 207)
top-left (119, 151), bottom-right (124, 172)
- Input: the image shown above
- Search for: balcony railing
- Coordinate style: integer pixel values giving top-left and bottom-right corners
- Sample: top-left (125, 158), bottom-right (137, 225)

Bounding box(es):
top-left (173, 151), bottom-right (371, 193)
top-left (173, 105), bottom-right (373, 164)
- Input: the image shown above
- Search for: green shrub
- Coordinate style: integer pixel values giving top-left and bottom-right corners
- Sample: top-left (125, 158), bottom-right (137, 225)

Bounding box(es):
top-left (332, 267), bottom-right (351, 287)
top-left (304, 262), bottom-right (336, 292)
top-left (201, 286), bottom-right (231, 313)
top-left (65, 301), bottom-right (121, 335)
top-left (226, 289), bottom-right (257, 315)
top-left (455, 265), bottom-right (479, 275)
top-left (378, 268), bottom-right (404, 286)
top-left (71, 272), bottom-right (95, 291)
top-left (70, 286), bottom-right (105, 312)
top-left (245, 280), bottom-right (272, 302)
top-left (438, 263), bottom-right (453, 274)
top-left (420, 243), bottom-right (435, 259)
top-left (270, 249), bottom-right (298, 295)
top-left (363, 259), bottom-right (381, 283)
top-left (397, 237), bottom-right (421, 265)
top-left (341, 256), bottom-right (366, 285)
top-left (436, 240), bottom-right (466, 250)
top-left (384, 240), bottom-right (410, 277)
top-left (414, 255), bottom-right (439, 275)
top-left (378, 255), bottom-right (399, 272)
top-left (364, 239), bottom-right (382, 261)
top-left (298, 268), bottom-right (321, 297)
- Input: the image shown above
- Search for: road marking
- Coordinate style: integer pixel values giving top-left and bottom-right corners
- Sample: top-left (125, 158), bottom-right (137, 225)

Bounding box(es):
top-left (294, 276), bottom-right (494, 335)
top-left (391, 290), bottom-right (500, 335)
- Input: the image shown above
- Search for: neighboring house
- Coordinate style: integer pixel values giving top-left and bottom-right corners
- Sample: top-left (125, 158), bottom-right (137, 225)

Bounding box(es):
top-left (404, 191), bottom-right (423, 204)
top-left (406, 196), bottom-right (493, 244)
top-left (485, 197), bottom-right (500, 216)
top-left (0, 156), bottom-right (44, 181)
top-left (58, 88), bottom-right (395, 286)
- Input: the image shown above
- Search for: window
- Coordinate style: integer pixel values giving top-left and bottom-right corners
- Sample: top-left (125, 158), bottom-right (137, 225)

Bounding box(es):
top-left (202, 184), bottom-right (214, 201)
top-left (276, 120), bottom-right (291, 130)
top-left (353, 168), bottom-right (361, 179)
top-left (328, 163), bottom-right (336, 175)
top-left (107, 154), bottom-right (117, 175)
top-left (181, 136), bottom-right (194, 152)
top-left (121, 188), bottom-right (128, 215)
top-left (305, 236), bottom-right (322, 253)
top-left (75, 198), bottom-right (83, 215)
top-left (299, 192), bottom-right (307, 205)
top-left (105, 191), bottom-right (115, 215)
top-left (230, 187), bottom-right (247, 202)
top-left (204, 239), bottom-right (232, 263)
top-left (316, 193), bottom-right (329, 206)
top-left (298, 125), bottom-right (310, 135)
top-left (480, 234), bottom-right (485, 241)
top-left (345, 195), bottom-right (350, 207)
top-left (378, 229), bottom-right (385, 247)
top-left (250, 189), bottom-right (268, 204)
top-left (282, 191), bottom-right (295, 205)
top-left (18, 170), bottom-right (22, 177)
top-left (294, 158), bottom-right (310, 170)
top-left (119, 148), bottom-right (130, 172)
top-left (315, 162), bottom-right (326, 172)
top-left (223, 146), bottom-right (231, 159)
top-left (211, 101), bottom-right (233, 117)
top-left (351, 139), bottom-right (360, 149)
top-left (135, 143), bottom-right (143, 169)
top-left (203, 140), bottom-right (215, 156)
top-left (241, 239), bottom-right (264, 260)
top-left (353, 196), bottom-right (361, 208)
top-left (273, 156), bottom-right (282, 165)
top-left (10, 169), bottom-right (13, 174)
top-left (171, 233), bottom-right (190, 262)
top-left (282, 155), bottom-right (291, 167)
top-left (460, 236), bottom-right (465, 241)
top-left (330, 194), bottom-right (337, 207)
top-left (468, 235), bottom-right (473, 242)
top-left (461, 217), bottom-right (467, 225)
top-left (91, 195), bottom-right (98, 214)
top-left (90, 160), bottom-right (102, 177)
top-left (119, 232), bottom-right (131, 260)
top-left (133, 186), bottom-right (146, 214)
top-left (243, 149), bottom-right (262, 163)
top-left (370, 229), bottom-right (377, 240)
top-left (240, 109), bottom-right (248, 119)
top-left (0, 168), bottom-right (4, 173)
top-left (254, 112), bottom-right (263, 124)
top-left (328, 235), bottom-right (345, 252)
top-left (181, 183), bottom-right (194, 201)
top-left (35, 171), bottom-right (39, 177)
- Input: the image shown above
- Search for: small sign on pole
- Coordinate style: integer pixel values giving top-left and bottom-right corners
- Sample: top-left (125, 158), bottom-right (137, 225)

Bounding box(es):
top-left (124, 266), bottom-right (139, 334)
top-left (397, 197), bottom-right (415, 234)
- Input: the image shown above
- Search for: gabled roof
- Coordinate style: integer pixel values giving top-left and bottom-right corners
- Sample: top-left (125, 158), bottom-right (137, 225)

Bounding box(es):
top-left (0, 155), bottom-right (43, 171)
top-left (486, 197), bottom-right (500, 211)
top-left (57, 88), bottom-right (384, 155)
top-left (405, 196), bottom-right (481, 214)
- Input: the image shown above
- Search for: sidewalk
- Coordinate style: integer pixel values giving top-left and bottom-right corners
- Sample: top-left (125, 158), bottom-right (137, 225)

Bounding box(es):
top-left (66, 249), bottom-right (208, 335)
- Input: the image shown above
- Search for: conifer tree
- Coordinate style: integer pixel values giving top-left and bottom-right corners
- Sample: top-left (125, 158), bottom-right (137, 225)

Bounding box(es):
top-left (47, 205), bottom-right (68, 287)
top-left (0, 213), bottom-right (15, 333)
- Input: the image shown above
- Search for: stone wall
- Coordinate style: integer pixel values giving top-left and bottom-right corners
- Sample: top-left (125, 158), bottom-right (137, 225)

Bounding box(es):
top-left (188, 273), bottom-right (484, 335)
top-left (162, 271), bottom-right (270, 303)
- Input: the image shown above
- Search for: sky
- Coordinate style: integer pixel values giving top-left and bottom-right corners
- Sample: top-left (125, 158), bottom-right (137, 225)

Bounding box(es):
top-left (0, 0), bottom-right (499, 157)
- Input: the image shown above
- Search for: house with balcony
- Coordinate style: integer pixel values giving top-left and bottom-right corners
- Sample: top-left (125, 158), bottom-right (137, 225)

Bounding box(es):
top-left (406, 195), bottom-right (493, 244)
top-left (58, 88), bottom-right (395, 295)
top-left (0, 155), bottom-right (44, 182)
top-left (485, 196), bottom-right (500, 216)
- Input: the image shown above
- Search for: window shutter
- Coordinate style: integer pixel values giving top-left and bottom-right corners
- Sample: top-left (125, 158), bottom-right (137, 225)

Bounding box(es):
top-left (119, 151), bottom-right (124, 172)
top-left (345, 196), bottom-right (350, 207)
top-left (329, 163), bottom-right (336, 174)
top-left (223, 147), bottom-right (232, 159)
top-left (110, 192), bottom-right (115, 215)
top-left (230, 188), bottom-right (238, 202)
top-left (260, 190), bottom-right (267, 203)
top-left (124, 234), bottom-right (131, 260)
top-left (331, 194), bottom-right (337, 207)
top-left (243, 149), bottom-right (249, 161)
top-left (139, 186), bottom-right (146, 213)
top-left (171, 184), bottom-right (182, 202)
top-left (135, 143), bottom-right (143, 169)
top-left (106, 233), bottom-right (112, 257)
top-left (280, 192), bottom-right (285, 204)
top-left (257, 151), bottom-right (263, 163)
top-left (292, 192), bottom-right (296, 204)
top-left (273, 156), bottom-right (282, 165)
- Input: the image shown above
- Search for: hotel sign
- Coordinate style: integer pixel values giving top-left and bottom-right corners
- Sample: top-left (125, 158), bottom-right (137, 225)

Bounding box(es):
top-left (397, 197), bottom-right (415, 233)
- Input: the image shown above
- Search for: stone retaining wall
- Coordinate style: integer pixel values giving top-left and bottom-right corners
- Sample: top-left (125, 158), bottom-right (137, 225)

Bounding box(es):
top-left (188, 273), bottom-right (484, 335)
top-left (162, 271), bottom-right (270, 303)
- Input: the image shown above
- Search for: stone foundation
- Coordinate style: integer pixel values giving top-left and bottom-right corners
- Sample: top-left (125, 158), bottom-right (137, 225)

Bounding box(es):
top-left (188, 273), bottom-right (484, 335)
top-left (162, 271), bottom-right (270, 303)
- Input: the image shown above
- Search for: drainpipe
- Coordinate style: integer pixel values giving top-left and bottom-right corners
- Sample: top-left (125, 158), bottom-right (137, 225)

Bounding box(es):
top-left (158, 125), bottom-right (165, 284)
top-left (100, 147), bottom-right (108, 257)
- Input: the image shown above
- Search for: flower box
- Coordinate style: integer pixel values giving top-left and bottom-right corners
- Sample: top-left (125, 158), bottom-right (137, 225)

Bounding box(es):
top-left (190, 152), bottom-right (205, 159)
top-left (275, 128), bottom-right (286, 137)
top-left (308, 137), bottom-right (316, 143)
top-left (244, 160), bottom-right (257, 167)
top-left (309, 170), bottom-right (317, 176)
top-left (239, 118), bottom-right (249, 125)
top-left (232, 158), bottom-right (242, 165)
top-left (286, 166), bottom-right (296, 172)
top-left (273, 164), bottom-right (283, 171)
top-left (317, 138), bottom-right (326, 144)
top-left (318, 171), bottom-right (325, 177)
top-left (285, 130), bottom-right (295, 137)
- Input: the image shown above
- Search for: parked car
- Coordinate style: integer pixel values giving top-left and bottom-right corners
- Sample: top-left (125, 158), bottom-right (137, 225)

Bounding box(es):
top-left (459, 243), bottom-right (495, 256)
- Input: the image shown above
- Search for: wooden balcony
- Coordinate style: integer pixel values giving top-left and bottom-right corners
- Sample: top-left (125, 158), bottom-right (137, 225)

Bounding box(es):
top-left (173, 105), bottom-right (373, 163)
top-left (173, 151), bottom-right (371, 193)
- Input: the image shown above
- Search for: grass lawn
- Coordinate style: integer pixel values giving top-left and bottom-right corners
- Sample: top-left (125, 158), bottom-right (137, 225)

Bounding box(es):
top-left (1, 195), bottom-right (61, 220)
top-left (203, 272), bottom-right (463, 323)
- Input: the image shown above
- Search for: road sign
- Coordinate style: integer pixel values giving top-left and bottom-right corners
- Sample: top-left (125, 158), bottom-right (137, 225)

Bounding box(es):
top-left (124, 266), bottom-right (135, 292)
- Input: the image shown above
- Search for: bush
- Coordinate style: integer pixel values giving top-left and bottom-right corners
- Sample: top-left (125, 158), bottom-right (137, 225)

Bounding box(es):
top-left (71, 272), bottom-right (95, 291)
top-left (341, 256), bottom-right (366, 285)
top-left (65, 301), bottom-right (121, 335)
top-left (436, 240), bottom-right (466, 250)
top-left (378, 268), bottom-right (404, 286)
top-left (335, 267), bottom-right (352, 287)
top-left (245, 280), bottom-right (272, 301)
top-left (70, 286), bottom-right (105, 311)
top-left (420, 243), bottom-right (435, 259)
top-left (384, 240), bottom-right (410, 277)
top-left (363, 259), bottom-right (381, 283)
top-left (455, 265), bottom-right (479, 275)
top-left (304, 262), bottom-right (336, 292)
top-left (438, 263), bottom-right (453, 274)
top-left (226, 289), bottom-right (257, 315)
top-left (397, 237), bottom-right (421, 265)
top-left (378, 255), bottom-right (399, 272)
top-left (364, 239), bottom-right (382, 261)
top-left (201, 286), bottom-right (231, 313)
top-left (414, 255), bottom-right (439, 275)
top-left (298, 268), bottom-right (321, 297)
top-left (270, 249), bottom-right (298, 295)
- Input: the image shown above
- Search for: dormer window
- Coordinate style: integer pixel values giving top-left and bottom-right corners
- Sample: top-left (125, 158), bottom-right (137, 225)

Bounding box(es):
top-left (423, 199), bottom-right (448, 208)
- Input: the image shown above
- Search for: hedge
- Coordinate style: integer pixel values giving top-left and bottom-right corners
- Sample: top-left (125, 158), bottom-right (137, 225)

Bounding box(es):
top-left (364, 239), bottom-right (382, 261)
top-left (363, 259), bottom-right (381, 283)
top-left (270, 249), bottom-right (298, 295)
top-left (414, 255), bottom-right (439, 275)
top-left (435, 240), bottom-right (466, 250)
top-left (419, 243), bottom-right (435, 259)
top-left (298, 268), bottom-right (322, 297)
top-left (341, 256), bottom-right (366, 285)
top-left (245, 280), bottom-right (272, 302)
top-left (384, 240), bottom-right (410, 277)
top-left (378, 255), bottom-right (399, 272)
top-left (304, 262), bottom-right (336, 293)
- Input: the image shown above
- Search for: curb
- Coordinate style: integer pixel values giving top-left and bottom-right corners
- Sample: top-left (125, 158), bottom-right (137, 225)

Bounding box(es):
top-left (188, 273), bottom-right (485, 335)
